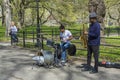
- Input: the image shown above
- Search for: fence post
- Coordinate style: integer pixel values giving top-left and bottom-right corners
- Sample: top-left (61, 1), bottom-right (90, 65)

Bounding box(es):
top-left (41, 34), bottom-right (44, 50)
top-left (25, 29), bottom-right (27, 39)
top-left (10, 35), bottom-right (13, 46)
top-left (52, 28), bottom-right (54, 40)
top-left (56, 28), bottom-right (57, 39)
top-left (23, 31), bottom-right (25, 47)
top-left (117, 27), bottom-right (120, 36)
top-left (33, 29), bottom-right (35, 44)
top-left (107, 28), bottom-right (110, 37)
top-left (118, 28), bottom-right (120, 36)
top-left (79, 27), bottom-right (81, 37)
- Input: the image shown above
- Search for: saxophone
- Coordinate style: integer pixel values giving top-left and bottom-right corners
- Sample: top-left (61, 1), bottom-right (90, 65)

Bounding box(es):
top-left (79, 24), bottom-right (88, 48)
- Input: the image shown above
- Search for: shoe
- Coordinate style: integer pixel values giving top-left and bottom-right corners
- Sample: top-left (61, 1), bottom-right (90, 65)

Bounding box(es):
top-left (89, 69), bottom-right (98, 74)
top-left (61, 60), bottom-right (66, 63)
top-left (79, 64), bottom-right (88, 68)
top-left (81, 67), bottom-right (91, 71)
top-left (55, 63), bottom-right (63, 67)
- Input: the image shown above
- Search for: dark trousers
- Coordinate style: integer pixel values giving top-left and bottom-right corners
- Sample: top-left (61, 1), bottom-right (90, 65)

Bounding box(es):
top-left (87, 45), bottom-right (99, 71)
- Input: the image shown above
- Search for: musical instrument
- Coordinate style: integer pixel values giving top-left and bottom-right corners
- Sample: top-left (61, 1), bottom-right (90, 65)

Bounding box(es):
top-left (79, 24), bottom-right (88, 48)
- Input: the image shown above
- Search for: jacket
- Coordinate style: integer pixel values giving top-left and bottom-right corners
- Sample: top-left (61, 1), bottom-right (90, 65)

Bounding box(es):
top-left (88, 22), bottom-right (100, 45)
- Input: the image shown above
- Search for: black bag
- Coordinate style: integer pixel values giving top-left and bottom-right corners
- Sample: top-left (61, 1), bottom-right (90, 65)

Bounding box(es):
top-left (46, 40), bottom-right (54, 47)
top-left (67, 44), bottom-right (76, 56)
top-left (9, 31), bottom-right (12, 35)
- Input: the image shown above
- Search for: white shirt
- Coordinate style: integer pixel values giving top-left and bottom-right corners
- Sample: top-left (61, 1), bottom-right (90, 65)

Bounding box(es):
top-left (60, 30), bottom-right (72, 42)
top-left (10, 26), bottom-right (17, 34)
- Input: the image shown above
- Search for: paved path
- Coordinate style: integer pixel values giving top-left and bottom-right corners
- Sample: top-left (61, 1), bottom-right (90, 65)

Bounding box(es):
top-left (0, 43), bottom-right (120, 80)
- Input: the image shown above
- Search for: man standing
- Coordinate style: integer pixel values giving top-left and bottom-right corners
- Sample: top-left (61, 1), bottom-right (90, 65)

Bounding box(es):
top-left (82, 12), bottom-right (100, 73)
top-left (59, 24), bottom-right (73, 64)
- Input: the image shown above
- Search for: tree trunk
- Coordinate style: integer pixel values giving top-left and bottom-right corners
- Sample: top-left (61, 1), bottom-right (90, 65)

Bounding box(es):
top-left (4, 0), bottom-right (11, 36)
top-left (89, 0), bottom-right (106, 22)
top-left (88, 0), bottom-right (106, 43)
top-left (18, 0), bottom-right (25, 27)
top-left (1, 4), bottom-right (5, 25)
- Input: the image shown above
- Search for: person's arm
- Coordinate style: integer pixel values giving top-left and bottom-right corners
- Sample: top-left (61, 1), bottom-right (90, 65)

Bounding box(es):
top-left (67, 35), bottom-right (73, 41)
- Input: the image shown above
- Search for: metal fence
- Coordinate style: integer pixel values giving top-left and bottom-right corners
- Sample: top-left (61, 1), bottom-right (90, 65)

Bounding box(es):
top-left (15, 28), bottom-right (120, 51)
top-left (105, 27), bottom-right (120, 37)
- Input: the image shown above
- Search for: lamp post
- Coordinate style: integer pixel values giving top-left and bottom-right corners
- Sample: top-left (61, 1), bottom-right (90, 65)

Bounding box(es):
top-left (36, 0), bottom-right (41, 49)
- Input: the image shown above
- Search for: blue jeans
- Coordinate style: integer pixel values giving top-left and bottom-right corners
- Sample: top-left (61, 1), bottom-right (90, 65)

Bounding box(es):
top-left (60, 42), bottom-right (70, 62)
top-left (11, 34), bottom-right (18, 43)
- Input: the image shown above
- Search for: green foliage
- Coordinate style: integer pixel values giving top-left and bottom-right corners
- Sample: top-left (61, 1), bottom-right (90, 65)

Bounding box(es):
top-left (0, 0), bottom-right (2, 5)
top-left (105, 0), bottom-right (120, 8)
top-left (5, 0), bottom-right (90, 27)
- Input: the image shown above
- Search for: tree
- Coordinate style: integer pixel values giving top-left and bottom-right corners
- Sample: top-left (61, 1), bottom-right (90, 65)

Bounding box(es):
top-left (40, 0), bottom-right (89, 25)
top-left (3, 0), bottom-right (11, 36)
top-left (1, 0), bottom-right (99, 30)
top-left (23, 0), bottom-right (87, 26)
top-left (88, 0), bottom-right (106, 30)
top-left (10, 0), bottom-right (26, 28)
top-left (0, 0), bottom-right (5, 25)
top-left (105, 0), bottom-right (120, 27)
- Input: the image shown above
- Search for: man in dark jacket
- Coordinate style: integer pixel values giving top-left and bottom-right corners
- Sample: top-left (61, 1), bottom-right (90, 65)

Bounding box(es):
top-left (82, 12), bottom-right (100, 73)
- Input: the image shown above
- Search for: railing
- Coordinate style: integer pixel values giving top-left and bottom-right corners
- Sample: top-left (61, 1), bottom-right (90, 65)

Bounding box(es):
top-left (15, 28), bottom-right (120, 49)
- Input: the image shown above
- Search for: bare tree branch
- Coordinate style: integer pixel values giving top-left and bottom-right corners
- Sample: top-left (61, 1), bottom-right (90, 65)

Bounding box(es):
top-left (42, 6), bottom-right (61, 24)
top-left (108, 8), bottom-right (117, 20)
top-left (41, 13), bottom-right (52, 24)
top-left (39, 7), bottom-right (45, 23)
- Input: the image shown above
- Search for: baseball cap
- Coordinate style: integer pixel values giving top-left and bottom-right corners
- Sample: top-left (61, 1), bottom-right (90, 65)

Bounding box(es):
top-left (89, 12), bottom-right (97, 18)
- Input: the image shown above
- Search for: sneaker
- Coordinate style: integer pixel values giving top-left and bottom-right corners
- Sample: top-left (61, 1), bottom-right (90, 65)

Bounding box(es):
top-left (61, 60), bottom-right (66, 63)
top-left (55, 63), bottom-right (63, 67)
top-left (60, 60), bottom-right (67, 66)
top-left (81, 67), bottom-right (91, 71)
top-left (61, 62), bottom-right (67, 66)
top-left (89, 69), bottom-right (98, 74)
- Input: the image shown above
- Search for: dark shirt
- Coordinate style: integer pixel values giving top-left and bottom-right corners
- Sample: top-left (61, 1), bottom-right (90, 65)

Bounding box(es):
top-left (88, 22), bottom-right (100, 45)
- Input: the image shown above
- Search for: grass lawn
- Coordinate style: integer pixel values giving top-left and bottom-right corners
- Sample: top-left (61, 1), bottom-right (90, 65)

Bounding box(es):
top-left (0, 24), bottom-right (10, 42)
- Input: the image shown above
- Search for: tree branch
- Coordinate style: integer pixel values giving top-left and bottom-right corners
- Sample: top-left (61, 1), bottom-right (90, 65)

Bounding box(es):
top-left (42, 6), bottom-right (61, 24)
top-left (41, 13), bottom-right (52, 24)
top-left (108, 8), bottom-right (117, 20)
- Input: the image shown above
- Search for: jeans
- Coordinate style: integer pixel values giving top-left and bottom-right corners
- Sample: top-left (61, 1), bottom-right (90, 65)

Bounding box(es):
top-left (11, 33), bottom-right (18, 43)
top-left (60, 42), bottom-right (70, 62)
top-left (87, 45), bottom-right (99, 71)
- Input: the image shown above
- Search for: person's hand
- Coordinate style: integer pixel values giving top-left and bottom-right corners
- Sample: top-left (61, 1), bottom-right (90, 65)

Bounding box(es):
top-left (84, 31), bottom-right (88, 35)
top-left (61, 39), bottom-right (67, 42)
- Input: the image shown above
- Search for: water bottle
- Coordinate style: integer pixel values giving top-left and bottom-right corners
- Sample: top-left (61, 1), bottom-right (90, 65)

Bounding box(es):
top-left (106, 62), bottom-right (112, 68)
